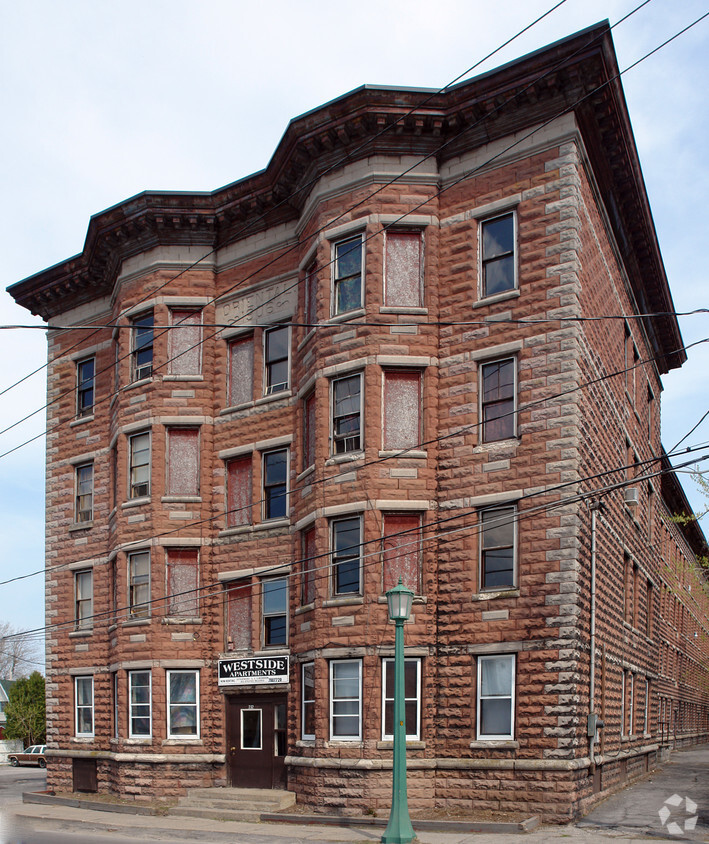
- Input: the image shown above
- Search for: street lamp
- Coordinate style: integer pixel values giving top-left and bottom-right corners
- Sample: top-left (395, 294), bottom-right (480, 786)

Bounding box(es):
top-left (381, 578), bottom-right (416, 844)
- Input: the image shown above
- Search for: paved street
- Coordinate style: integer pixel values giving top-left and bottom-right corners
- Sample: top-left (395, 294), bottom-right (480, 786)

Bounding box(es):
top-left (1, 746), bottom-right (708, 843)
top-left (0, 768), bottom-right (45, 809)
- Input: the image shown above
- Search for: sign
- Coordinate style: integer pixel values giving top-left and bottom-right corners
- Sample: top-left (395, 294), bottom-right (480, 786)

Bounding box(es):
top-left (218, 656), bottom-right (290, 687)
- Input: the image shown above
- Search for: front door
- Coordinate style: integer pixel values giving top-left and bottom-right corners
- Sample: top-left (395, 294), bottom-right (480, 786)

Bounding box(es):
top-left (226, 694), bottom-right (287, 788)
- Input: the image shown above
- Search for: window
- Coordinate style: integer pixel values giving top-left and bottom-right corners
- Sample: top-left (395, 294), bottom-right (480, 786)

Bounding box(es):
top-left (333, 236), bottom-right (362, 315)
top-left (128, 551), bottom-right (150, 618)
top-left (131, 312), bottom-right (154, 381)
top-left (166, 549), bottom-right (199, 617)
top-left (480, 358), bottom-right (515, 442)
top-left (301, 527), bottom-right (317, 605)
top-left (225, 581), bottom-right (252, 651)
top-left (383, 371), bottom-right (421, 451)
top-left (646, 580), bottom-right (654, 639)
top-left (385, 231), bottom-right (422, 307)
top-left (263, 449), bottom-right (288, 520)
top-left (166, 428), bottom-right (199, 497)
top-left (330, 660), bottom-right (361, 740)
top-left (262, 577), bottom-right (288, 647)
top-left (75, 462), bottom-right (94, 523)
top-left (477, 654), bottom-right (515, 740)
top-left (628, 672), bottom-right (635, 735)
top-left (304, 262), bottom-right (318, 327)
top-left (382, 513), bottom-right (421, 594)
top-left (302, 662), bottom-right (315, 740)
top-left (226, 456), bottom-right (252, 528)
top-left (480, 213), bottom-right (515, 297)
top-left (480, 506), bottom-right (516, 590)
top-left (75, 676), bottom-right (94, 737)
top-left (129, 432), bottom-right (150, 499)
top-left (167, 670), bottom-right (200, 739)
top-left (112, 672), bottom-right (119, 739)
top-left (332, 516), bottom-right (361, 595)
top-left (168, 309), bottom-right (202, 376)
top-left (303, 392), bottom-right (316, 469)
top-left (75, 569), bottom-right (93, 630)
top-left (382, 658), bottom-right (421, 740)
top-left (227, 335), bottom-right (254, 407)
top-left (76, 357), bottom-right (95, 417)
top-left (264, 324), bottom-right (290, 394)
top-left (128, 670), bottom-right (151, 738)
top-left (332, 373), bottom-right (361, 454)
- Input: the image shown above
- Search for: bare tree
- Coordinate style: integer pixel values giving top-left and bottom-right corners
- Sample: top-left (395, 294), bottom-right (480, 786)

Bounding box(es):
top-left (0, 622), bottom-right (43, 679)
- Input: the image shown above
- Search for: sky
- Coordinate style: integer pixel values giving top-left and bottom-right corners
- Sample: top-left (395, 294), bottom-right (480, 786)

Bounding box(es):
top-left (0, 0), bottom-right (707, 653)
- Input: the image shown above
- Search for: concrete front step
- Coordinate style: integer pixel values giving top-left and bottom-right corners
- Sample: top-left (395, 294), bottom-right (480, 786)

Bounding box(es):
top-left (171, 786), bottom-right (296, 821)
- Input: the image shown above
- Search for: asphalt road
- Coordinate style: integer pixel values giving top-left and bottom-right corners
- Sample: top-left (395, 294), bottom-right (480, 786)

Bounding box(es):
top-left (0, 767), bottom-right (45, 808)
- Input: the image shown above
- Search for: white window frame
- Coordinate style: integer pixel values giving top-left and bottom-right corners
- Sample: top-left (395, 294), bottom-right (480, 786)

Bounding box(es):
top-left (166, 669), bottom-right (200, 739)
top-left (76, 356), bottom-right (95, 418)
top-left (263, 324), bottom-right (291, 395)
top-left (381, 657), bottom-right (421, 741)
top-left (332, 235), bottom-right (363, 316)
top-left (262, 576), bottom-right (289, 648)
top-left (131, 311), bottom-right (154, 382)
top-left (128, 550), bottom-right (151, 619)
top-left (128, 670), bottom-right (152, 739)
top-left (479, 211), bottom-right (517, 298)
top-left (331, 372), bottom-right (362, 455)
top-left (74, 569), bottom-right (93, 630)
top-left (479, 505), bottom-right (517, 591)
top-left (476, 654), bottom-right (515, 741)
top-left (129, 431), bottom-right (151, 499)
top-left (479, 357), bottom-right (517, 443)
top-left (301, 662), bottom-right (316, 741)
top-left (262, 448), bottom-right (289, 521)
top-left (75, 462), bottom-right (94, 523)
top-left (331, 516), bottom-right (362, 596)
top-left (75, 676), bottom-right (94, 738)
top-left (329, 659), bottom-right (362, 741)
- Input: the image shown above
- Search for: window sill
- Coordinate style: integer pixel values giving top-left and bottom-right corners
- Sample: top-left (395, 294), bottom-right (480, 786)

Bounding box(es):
top-left (121, 497), bottom-right (150, 510)
top-left (322, 596), bottom-right (363, 608)
top-left (377, 595), bottom-right (427, 605)
top-left (163, 375), bottom-right (203, 382)
top-left (471, 588), bottom-right (519, 602)
top-left (69, 521), bottom-right (93, 533)
top-left (220, 400), bottom-right (256, 416)
top-left (379, 307), bottom-right (428, 316)
top-left (122, 618), bottom-right (151, 628)
top-left (326, 452), bottom-right (364, 466)
top-left (378, 449), bottom-right (427, 460)
top-left (472, 289), bottom-right (520, 309)
top-left (255, 391), bottom-right (292, 408)
top-left (219, 525), bottom-right (254, 538)
top-left (162, 617), bottom-right (202, 625)
top-left (296, 739), bottom-right (316, 747)
top-left (297, 329), bottom-right (316, 352)
top-left (253, 519), bottom-right (290, 532)
top-left (125, 377), bottom-right (153, 391)
top-left (124, 737), bottom-right (152, 745)
top-left (327, 308), bottom-right (366, 325)
top-left (161, 496), bottom-right (202, 504)
top-left (71, 736), bottom-right (95, 743)
top-left (162, 739), bottom-right (203, 746)
top-left (470, 740), bottom-right (518, 749)
top-left (295, 603), bottom-right (315, 616)
top-left (70, 415), bottom-right (95, 428)
top-left (69, 630), bottom-right (93, 639)
top-left (377, 740), bottom-right (425, 749)
top-left (324, 740), bottom-right (363, 747)
top-left (296, 465), bottom-right (315, 484)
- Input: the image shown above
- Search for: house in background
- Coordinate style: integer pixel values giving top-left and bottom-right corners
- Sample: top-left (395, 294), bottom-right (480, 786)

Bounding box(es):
top-left (0, 679), bottom-right (14, 740)
top-left (8, 21), bottom-right (709, 821)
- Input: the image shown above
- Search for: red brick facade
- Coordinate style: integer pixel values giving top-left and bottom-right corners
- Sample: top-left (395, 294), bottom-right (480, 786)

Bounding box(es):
top-left (9, 23), bottom-right (709, 821)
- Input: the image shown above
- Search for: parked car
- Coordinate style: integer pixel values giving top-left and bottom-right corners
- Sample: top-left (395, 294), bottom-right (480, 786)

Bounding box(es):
top-left (8, 745), bottom-right (46, 768)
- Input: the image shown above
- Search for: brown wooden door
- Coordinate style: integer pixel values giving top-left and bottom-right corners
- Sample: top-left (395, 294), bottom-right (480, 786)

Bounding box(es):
top-left (226, 694), bottom-right (287, 788)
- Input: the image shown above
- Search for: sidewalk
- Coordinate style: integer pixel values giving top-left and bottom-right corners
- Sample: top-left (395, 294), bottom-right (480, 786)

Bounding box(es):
top-left (2, 745), bottom-right (708, 843)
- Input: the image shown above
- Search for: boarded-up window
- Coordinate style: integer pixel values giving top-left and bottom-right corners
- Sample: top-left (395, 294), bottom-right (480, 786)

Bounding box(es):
top-left (382, 513), bottom-right (421, 593)
top-left (383, 371), bottom-right (421, 450)
top-left (168, 309), bottom-right (202, 376)
top-left (167, 549), bottom-right (199, 617)
top-left (302, 527), bottom-right (317, 605)
top-left (227, 456), bottom-right (252, 527)
top-left (385, 232), bottom-right (422, 307)
top-left (304, 392), bottom-right (316, 468)
top-left (166, 428), bottom-right (199, 496)
top-left (228, 336), bottom-right (254, 407)
top-left (226, 581), bottom-right (252, 650)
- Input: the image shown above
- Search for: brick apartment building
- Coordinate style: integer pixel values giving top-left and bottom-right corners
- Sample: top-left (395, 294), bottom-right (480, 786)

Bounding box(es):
top-left (9, 22), bottom-right (709, 821)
